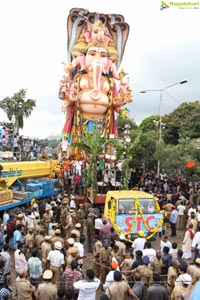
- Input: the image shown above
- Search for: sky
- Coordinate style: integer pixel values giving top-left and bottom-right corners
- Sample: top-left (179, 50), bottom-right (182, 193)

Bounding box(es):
top-left (0, 0), bottom-right (199, 139)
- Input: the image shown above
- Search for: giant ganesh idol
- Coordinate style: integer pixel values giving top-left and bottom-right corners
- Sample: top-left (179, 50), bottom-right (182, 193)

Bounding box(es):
top-left (59, 8), bottom-right (133, 149)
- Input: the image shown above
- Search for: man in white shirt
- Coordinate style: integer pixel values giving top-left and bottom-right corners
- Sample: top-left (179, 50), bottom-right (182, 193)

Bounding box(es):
top-left (177, 201), bottom-right (186, 229)
top-left (192, 225), bottom-right (200, 262)
top-left (74, 235), bottom-right (85, 268)
top-left (74, 269), bottom-right (100, 300)
top-left (142, 241), bottom-right (156, 262)
top-left (47, 241), bottom-right (64, 286)
top-left (103, 261), bottom-right (119, 290)
top-left (188, 204), bottom-right (196, 217)
top-left (14, 243), bottom-right (28, 274)
top-left (70, 195), bottom-right (76, 210)
top-left (131, 231), bottom-right (146, 257)
top-left (160, 235), bottom-right (172, 251)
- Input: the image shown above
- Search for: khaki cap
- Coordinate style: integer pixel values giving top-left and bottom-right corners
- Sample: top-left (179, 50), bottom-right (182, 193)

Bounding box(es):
top-left (43, 270), bottom-right (53, 280)
top-left (45, 235), bottom-right (52, 241)
top-left (17, 214), bottom-right (23, 218)
top-left (69, 247), bottom-right (78, 254)
top-left (67, 238), bottom-right (74, 245)
top-left (75, 223), bottom-right (81, 228)
top-left (54, 241), bottom-right (62, 250)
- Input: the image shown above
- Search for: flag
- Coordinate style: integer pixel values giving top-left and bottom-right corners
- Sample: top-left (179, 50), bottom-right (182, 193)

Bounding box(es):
top-left (186, 161), bottom-right (196, 168)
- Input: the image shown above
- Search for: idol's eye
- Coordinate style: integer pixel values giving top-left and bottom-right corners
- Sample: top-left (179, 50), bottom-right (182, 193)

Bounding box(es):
top-left (93, 29), bottom-right (99, 34)
top-left (101, 53), bottom-right (108, 58)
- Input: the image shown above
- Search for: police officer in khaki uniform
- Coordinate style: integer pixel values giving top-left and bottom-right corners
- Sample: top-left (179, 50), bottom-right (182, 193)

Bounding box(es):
top-left (41, 235), bottom-right (52, 267)
top-left (167, 259), bottom-right (179, 297)
top-left (60, 198), bottom-right (69, 232)
top-left (71, 223), bottom-right (81, 241)
top-left (16, 268), bottom-right (35, 300)
top-left (50, 229), bottom-right (65, 249)
top-left (187, 257), bottom-right (200, 285)
top-left (93, 235), bottom-right (103, 277)
top-left (115, 234), bottom-right (127, 264)
top-left (35, 229), bottom-right (45, 259)
top-left (77, 204), bottom-right (85, 234)
top-left (150, 250), bottom-right (162, 275)
top-left (136, 256), bottom-right (153, 299)
top-left (105, 270), bottom-right (138, 300)
top-left (37, 270), bottom-right (57, 300)
top-left (99, 240), bottom-right (112, 284)
top-left (43, 208), bottom-right (51, 234)
top-left (171, 273), bottom-right (192, 300)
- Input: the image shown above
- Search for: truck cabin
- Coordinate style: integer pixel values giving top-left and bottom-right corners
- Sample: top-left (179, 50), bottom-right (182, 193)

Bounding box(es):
top-left (118, 197), bottom-right (156, 215)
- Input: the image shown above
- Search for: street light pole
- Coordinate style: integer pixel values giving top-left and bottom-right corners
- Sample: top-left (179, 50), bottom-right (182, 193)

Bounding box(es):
top-left (140, 80), bottom-right (188, 178)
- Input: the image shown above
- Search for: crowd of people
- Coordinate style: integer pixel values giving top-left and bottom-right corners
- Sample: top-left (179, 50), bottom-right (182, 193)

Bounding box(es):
top-left (0, 175), bottom-right (199, 300)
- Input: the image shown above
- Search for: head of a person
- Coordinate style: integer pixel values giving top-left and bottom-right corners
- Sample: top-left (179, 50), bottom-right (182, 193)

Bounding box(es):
top-left (144, 241), bottom-right (151, 249)
top-left (17, 268), bottom-right (27, 278)
top-left (43, 270), bottom-right (53, 282)
top-left (113, 244), bottom-right (119, 253)
top-left (57, 287), bottom-right (66, 299)
top-left (100, 295), bottom-right (109, 300)
top-left (111, 261), bottom-right (118, 270)
top-left (114, 270), bottom-right (122, 282)
top-left (188, 223), bottom-right (193, 229)
top-left (163, 246), bottom-right (169, 254)
top-left (103, 239), bottom-right (109, 249)
top-left (142, 256), bottom-right (150, 265)
top-left (153, 273), bottom-right (160, 284)
top-left (16, 224), bottom-right (22, 231)
top-left (179, 274), bottom-right (192, 288)
top-left (135, 250), bottom-right (143, 259)
top-left (65, 287), bottom-right (74, 300)
top-left (172, 242), bottom-right (177, 249)
top-left (138, 230), bottom-right (145, 238)
top-left (178, 264), bottom-right (187, 274)
top-left (31, 248), bottom-right (38, 258)
top-left (80, 235), bottom-right (85, 244)
top-left (70, 233), bottom-right (77, 240)
top-left (171, 259), bottom-right (180, 269)
top-left (177, 249), bottom-right (183, 258)
top-left (5, 274), bottom-right (12, 286)
top-left (17, 242), bottom-right (24, 250)
top-left (162, 235), bottom-right (168, 242)
top-left (54, 241), bottom-right (62, 251)
top-left (86, 269), bottom-right (95, 280)
top-left (71, 260), bottom-right (78, 271)
top-left (195, 258), bottom-right (200, 266)
top-left (134, 271), bottom-right (141, 282)
top-left (156, 250), bottom-right (162, 259)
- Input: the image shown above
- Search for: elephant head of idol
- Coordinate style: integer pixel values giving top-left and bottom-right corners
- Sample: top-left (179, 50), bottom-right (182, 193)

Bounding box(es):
top-left (85, 41), bottom-right (109, 100)
top-left (83, 20), bottom-right (111, 44)
top-left (70, 34), bottom-right (87, 71)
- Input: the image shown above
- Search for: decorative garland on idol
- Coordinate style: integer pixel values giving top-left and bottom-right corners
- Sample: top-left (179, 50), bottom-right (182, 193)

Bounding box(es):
top-left (113, 197), bottom-right (164, 242)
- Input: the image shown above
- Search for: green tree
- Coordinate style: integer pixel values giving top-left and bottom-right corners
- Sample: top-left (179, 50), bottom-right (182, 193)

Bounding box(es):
top-left (163, 101), bottom-right (200, 145)
top-left (71, 129), bottom-right (120, 199)
top-left (116, 115), bottom-right (138, 137)
top-left (0, 89), bottom-right (36, 132)
top-left (139, 115), bottom-right (159, 133)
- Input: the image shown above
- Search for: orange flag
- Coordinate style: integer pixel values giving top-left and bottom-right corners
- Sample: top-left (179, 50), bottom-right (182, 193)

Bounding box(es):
top-left (186, 161), bottom-right (196, 168)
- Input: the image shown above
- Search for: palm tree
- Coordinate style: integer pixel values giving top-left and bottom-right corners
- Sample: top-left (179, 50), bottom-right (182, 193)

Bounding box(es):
top-left (0, 89), bottom-right (36, 133)
top-left (71, 129), bottom-right (120, 200)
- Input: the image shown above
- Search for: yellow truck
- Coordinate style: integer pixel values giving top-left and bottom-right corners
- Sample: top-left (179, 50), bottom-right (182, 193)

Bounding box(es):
top-left (0, 160), bottom-right (60, 211)
top-left (104, 190), bottom-right (163, 241)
